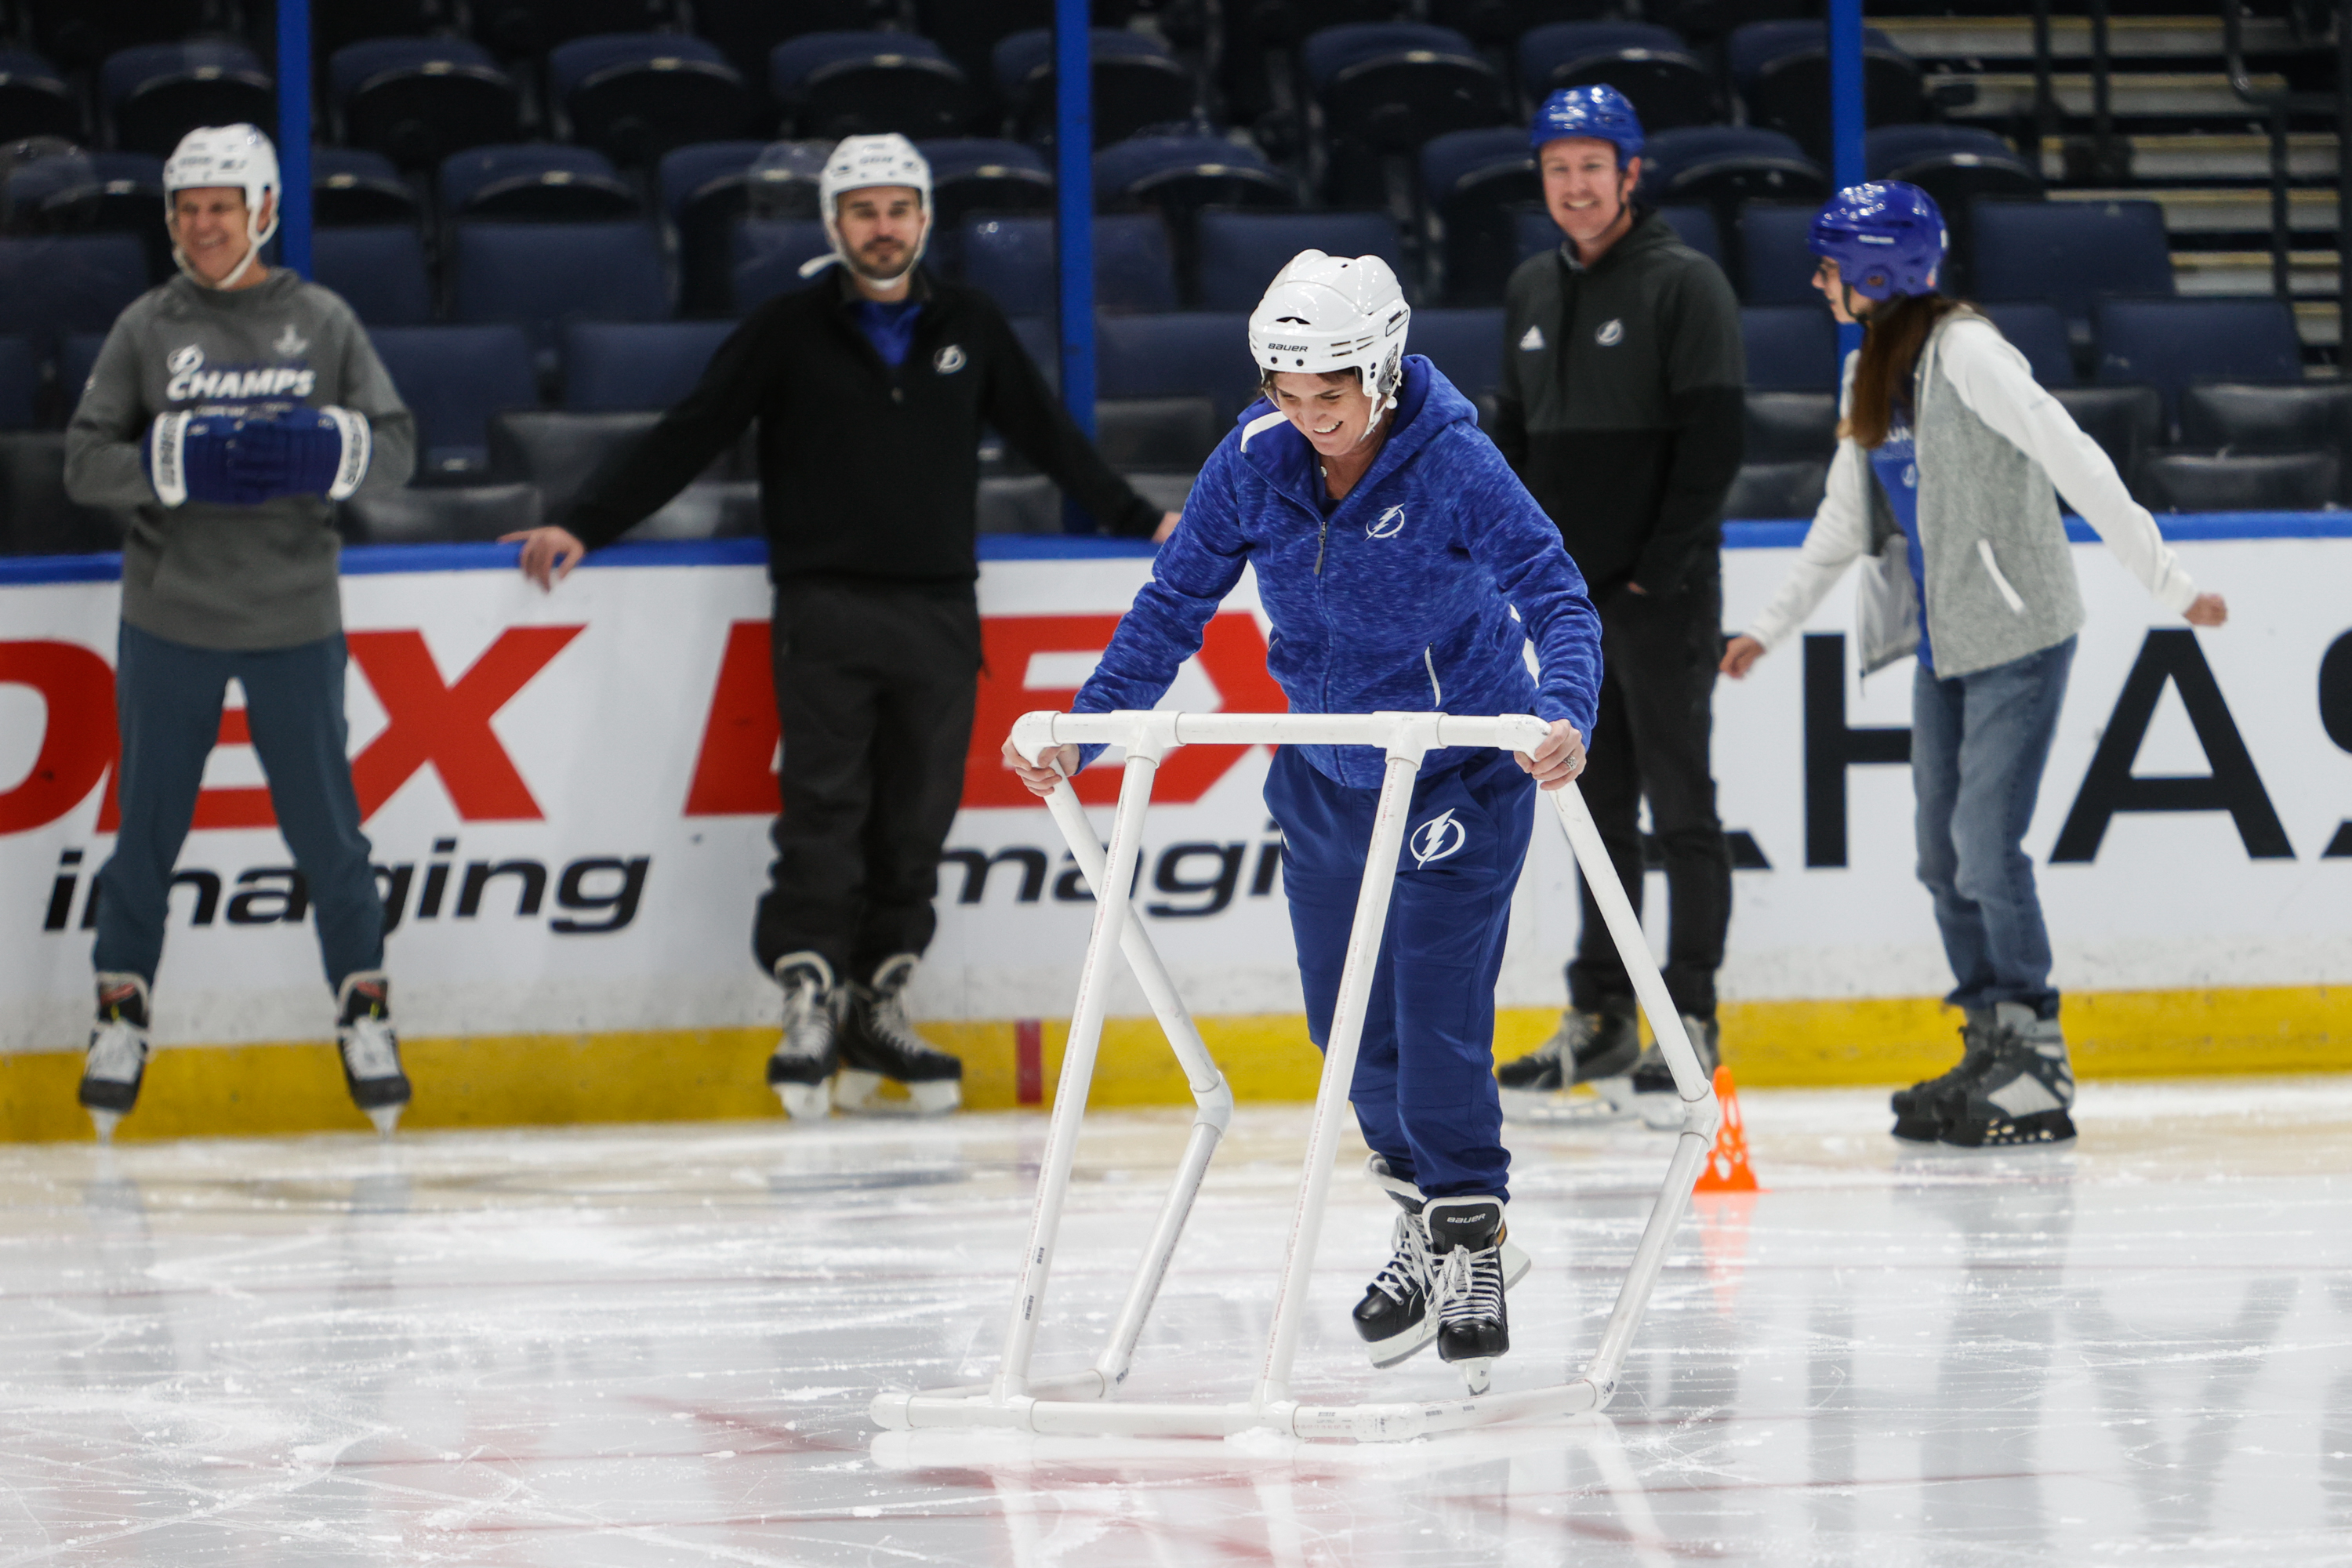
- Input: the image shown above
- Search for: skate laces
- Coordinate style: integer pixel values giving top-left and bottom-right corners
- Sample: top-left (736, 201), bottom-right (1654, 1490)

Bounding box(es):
top-left (340, 1013), bottom-right (402, 1081)
top-left (85, 1018), bottom-right (147, 1085)
top-left (1434, 1242), bottom-right (1504, 1329)
top-left (1369, 1211), bottom-right (1432, 1306)
top-left (862, 984), bottom-right (942, 1062)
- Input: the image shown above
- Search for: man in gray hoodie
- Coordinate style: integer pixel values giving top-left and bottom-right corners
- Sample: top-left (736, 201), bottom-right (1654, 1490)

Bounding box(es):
top-left (64, 124), bottom-right (417, 1138)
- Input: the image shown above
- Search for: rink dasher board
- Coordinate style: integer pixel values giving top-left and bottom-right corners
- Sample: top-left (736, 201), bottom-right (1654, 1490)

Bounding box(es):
top-left (2, 524), bottom-right (2349, 1055)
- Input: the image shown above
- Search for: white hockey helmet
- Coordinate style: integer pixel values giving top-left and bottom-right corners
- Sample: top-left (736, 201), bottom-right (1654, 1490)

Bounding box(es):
top-left (1248, 249), bottom-right (1412, 412)
top-left (805, 132), bottom-right (933, 281)
top-left (163, 123), bottom-right (280, 289)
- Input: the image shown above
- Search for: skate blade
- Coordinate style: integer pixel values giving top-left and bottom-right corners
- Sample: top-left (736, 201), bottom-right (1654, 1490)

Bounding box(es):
top-left (775, 1080), bottom-right (833, 1120)
top-left (1499, 1085), bottom-right (1635, 1127)
top-left (1632, 1094), bottom-right (1689, 1131)
top-left (365, 1105), bottom-right (402, 1138)
top-left (833, 1069), bottom-right (960, 1117)
top-left (1456, 1357), bottom-right (1494, 1396)
top-left (87, 1109), bottom-right (121, 1143)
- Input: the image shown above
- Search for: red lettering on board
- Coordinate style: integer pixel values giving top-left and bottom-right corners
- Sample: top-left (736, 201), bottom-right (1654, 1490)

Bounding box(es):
top-left (346, 626), bottom-right (584, 820)
top-left (0, 641), bottom-right (116, 834)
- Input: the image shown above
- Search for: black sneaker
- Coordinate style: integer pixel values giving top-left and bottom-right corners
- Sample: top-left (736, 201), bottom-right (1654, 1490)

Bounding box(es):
top-left (1497, 1004), bottom-right (1638, 1118)
top-left (79, 973), bottom-right (151, 1142)
top-left (1890, 1008), bottom-right (1996, 1142)
top-left (1940, 1003), bottom-right (2077, 1149)
top-left (838, 954), bottom-right (963, 1115)
top-left (1426, 1195), bottom-right (1510, 1394)
top-left (767, 953), bottom-right (842, 1120)
top-left (336, 971), bottom-right (412, 1137)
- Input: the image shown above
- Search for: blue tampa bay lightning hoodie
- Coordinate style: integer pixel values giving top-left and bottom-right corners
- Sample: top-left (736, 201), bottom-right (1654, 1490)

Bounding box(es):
top-left (1073, 354), bottom-right (1603, 789)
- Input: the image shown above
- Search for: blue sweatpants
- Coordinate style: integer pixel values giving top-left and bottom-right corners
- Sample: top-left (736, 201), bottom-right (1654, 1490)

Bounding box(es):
top-left (95, 621), bottom-right (385, 991)
top-left (1265, 743), bottom-right (1534, 1201)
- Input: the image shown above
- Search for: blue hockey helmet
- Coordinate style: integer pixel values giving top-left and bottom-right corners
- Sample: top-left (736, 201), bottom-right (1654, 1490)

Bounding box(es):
top-left (1807, 181), bottom-right (1947, 302)
top-left (1530, 85), bottom-right (1644, 165)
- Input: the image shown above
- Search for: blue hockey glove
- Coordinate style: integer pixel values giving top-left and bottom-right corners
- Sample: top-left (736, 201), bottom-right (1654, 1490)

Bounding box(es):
top-left (146, 411), bottom-right (268, 506)
top-left (223, 407), bottom-right (373, 502)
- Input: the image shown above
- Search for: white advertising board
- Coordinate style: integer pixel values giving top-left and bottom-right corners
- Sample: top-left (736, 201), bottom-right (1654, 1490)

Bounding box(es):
top-left (3, 528), bottom-right (2349, 1054)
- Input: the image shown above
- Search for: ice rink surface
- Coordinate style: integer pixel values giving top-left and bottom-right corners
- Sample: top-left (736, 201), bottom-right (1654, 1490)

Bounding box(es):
top-left (2, 1079), bottom-right (2350, 1566)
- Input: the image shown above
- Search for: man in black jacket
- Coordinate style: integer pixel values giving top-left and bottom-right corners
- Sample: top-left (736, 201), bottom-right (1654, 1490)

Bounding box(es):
top-left (507, 134), bottom-right (1176, 1120)
top-left (1489, 88), bottom-right (1745, 1120)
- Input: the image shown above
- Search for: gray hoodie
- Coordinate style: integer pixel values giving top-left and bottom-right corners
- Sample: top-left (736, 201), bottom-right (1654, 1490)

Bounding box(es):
top-left (65, 270), bottom-right (416, 651)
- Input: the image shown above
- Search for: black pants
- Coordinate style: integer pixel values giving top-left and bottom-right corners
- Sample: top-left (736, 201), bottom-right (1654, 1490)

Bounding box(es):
top-left (1568, 567), bottom-right (1732, 1022)
top-left (754, 579), bottom-right (980, 986)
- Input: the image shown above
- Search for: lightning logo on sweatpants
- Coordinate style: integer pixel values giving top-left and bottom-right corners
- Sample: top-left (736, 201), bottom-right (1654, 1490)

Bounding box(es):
top-left (1410, 809), bottom-right (1468, 867)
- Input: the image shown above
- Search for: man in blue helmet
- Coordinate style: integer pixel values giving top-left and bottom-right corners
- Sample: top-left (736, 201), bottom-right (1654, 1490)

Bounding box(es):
top-left (1492, 85), bottom-right (1747, 1123)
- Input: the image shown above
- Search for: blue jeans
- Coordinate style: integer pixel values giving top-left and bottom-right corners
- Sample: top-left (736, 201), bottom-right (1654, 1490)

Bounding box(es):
top-left (1265, 745), bottom-right (1534, 1200)
top-left (1911, 636), bottom-right (2074, 1019)
top-left (95, 622), bottom-right (385, 991)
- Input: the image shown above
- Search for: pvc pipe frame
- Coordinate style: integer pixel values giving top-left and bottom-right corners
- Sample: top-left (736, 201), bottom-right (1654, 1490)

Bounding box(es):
top-left (869, 710), bottom-right (1720, 1443)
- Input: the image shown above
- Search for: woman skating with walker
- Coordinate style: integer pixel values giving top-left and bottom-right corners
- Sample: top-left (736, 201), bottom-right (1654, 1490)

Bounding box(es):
top-left (1721, 183), bottom-right (2228, 1149)
top-left (1004, 251), bottom-right (1602, 1388)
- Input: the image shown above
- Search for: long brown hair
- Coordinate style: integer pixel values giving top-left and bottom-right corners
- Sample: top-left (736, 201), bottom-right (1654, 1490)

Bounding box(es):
top-left (1842, 292), bottom-right (1969, 449)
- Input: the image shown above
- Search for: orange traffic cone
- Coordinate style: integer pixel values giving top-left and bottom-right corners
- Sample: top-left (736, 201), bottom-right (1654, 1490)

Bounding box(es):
top-left (1693, 1065), bottom-right (1761, 1192)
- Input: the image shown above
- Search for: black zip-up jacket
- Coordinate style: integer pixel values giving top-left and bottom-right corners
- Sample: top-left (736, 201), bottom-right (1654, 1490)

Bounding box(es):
top-left (1492, 208), bottom-right (1745, 598)
top-left (564, 269), bottom-right (1159, 583)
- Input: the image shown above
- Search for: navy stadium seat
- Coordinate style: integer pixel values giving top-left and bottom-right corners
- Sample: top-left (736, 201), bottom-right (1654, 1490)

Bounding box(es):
top-left (473, 0), bottom-right (667, 60)
top-left (451, 222), bottom-right (670, 353)
top-left (2050, 384), bottom-right (2161, 480)
top-left (564, 321), bottom-right (737, 410)
top-left (730, 220), bottom-right (834, 311)
top-left (308, 0), bottom-right (439, 67)
top-left (0, 48), bottom-right (80, 143)
top-left (1724, 459), bottom-right (1828, 520)
top-left (314, 227), bottom-right (433, 326)
top-left (1864, 124), bottom-right (2038, 299)
top-left (913, 0), bottom-right (1145, 88)
top-left (771, 31), bottom-right (970, 142)
top-left (1098, 312), bottom-right (1261, 425)
top-left (1410, 309), bottom-right (1504, 406)
top-left (692, 0), bottom-right (881, 86)
top-left (2093, 297), bottom-right (2306, 432)
top-left (1738, 203), bottom-right (1819, 306)
top-left (1303, 24), bottom-right (1504, 154)
top-left (961, 214), bottom-right (1176, 314)
top-left (101, 42), bottom-right (274, 158)
top-left (1430, 0), bottom-right (1615, 48)
top-left (1744, 389), bottom-right (1838, 464)
top-left (311, 147), bottom-right (420, 228)
top-left (1517, 23), bottom-right (1714, 133)
top-left (368, 325), bottom-right (539, 481)
top-left (0, 430), bottom-right (128, 553)
top-left (1639, 125), bottom-right (1824, 285)
top-left (1972, 200), bottom-right (2173, 346)
top-left (1515, 203), bottom-right (1722, 272)
top-left (2180, 382), bottom-right (2352, 459)
top-left (662, 141), bottom-right (789, 315)
top-left (1976, 302), bottom-right (2074, 387)
top-left (1196, 210), bottom-right (1403, 313)
top-left (343, 482), bottom-right (545, 545)
top-left (991, 29), bottom-right (1195, 148)
top-left (920, 138), bottom-right (1054, 230)
top-left (1421, 128), bottom-right (1534, 306)
top-left (1741, 304), bottom-right (1838, 392)
top-left (2, 151), bottom-right (168, 278)
top-left (0, 234), bottom-right (149, 355)
top-left (25, 0), bottom-right (209, 72)
top-left (0, 335), bottom-right (37, 430)
top-left (60, 332), bottom-right (109, 415)
top-left (440, 145), bottom-right (640, 221)
top-left (330, 38), bottom-right (520, 171)
top-left (2138, 452), bottom-right (2338, 514)
top-left (1094, 136), bottom-right (1292, 220)
top-left (550, 33), bottom-right (757, 165)
top-left (1728, 22), bottom-right (1923, 165)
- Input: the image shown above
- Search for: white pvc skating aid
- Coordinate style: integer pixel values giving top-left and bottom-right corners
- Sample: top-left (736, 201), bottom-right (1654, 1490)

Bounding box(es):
top-left (869, 710), bottom-right (1719, 1443)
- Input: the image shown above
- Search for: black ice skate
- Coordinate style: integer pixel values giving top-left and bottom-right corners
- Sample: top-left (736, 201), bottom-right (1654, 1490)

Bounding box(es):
top-left (1627, 1014), bottom-right (1719, 1129)
top-left (837, 954), bottom-right (962, 1116)
top-left (1496, 1004), bottom-right (1639, 1122)
top-left (1352, 1156), bottom-right (1531, 1367)
top-left (1890, 1008), bottom-right (1996, 1142)
top-left (1940, 1004), bottom-right (2076, 1149)
top-left (79, 972), bottom-right (151, 1142)
top-left (767, 953), bottom-right (842, 1120)
top-left (1426, 1195), bottom-right (1511, 1395)
top-left (336, 971), bottom-right (412, 1137)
